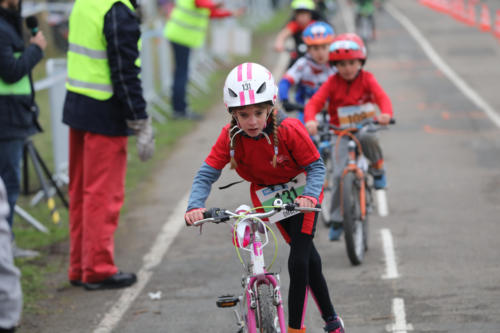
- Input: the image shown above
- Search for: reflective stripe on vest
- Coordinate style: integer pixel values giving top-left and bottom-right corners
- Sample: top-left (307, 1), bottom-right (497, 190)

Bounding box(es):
top-left (0, 52), bottom-right (31, 96)
top-left (164, 0), bottom-right (210, 48)
top-left (66, 0), bottom-right (137, 100)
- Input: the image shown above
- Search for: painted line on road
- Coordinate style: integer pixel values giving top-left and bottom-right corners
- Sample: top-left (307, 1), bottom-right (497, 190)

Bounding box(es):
top-left (386, 298), bottom-right (414, 333)
top-left (381, 228), bottom-right (399, 279)
top-left (338, 0), bottom-right (356, 32)
top-left (386, 3), bottom-right (500, 129)
top-left (93, 193), bottom-right (189, 333)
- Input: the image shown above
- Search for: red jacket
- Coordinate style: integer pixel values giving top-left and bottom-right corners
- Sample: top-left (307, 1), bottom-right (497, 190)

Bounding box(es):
top-left (205, 118), bottom-right (319, 186)
top-left (195, 0), bottom-right (232, 18)
top-left (304, 70), bottom-right (393, 125)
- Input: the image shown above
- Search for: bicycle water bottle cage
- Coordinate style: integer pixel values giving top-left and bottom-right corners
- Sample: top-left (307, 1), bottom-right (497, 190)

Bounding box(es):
top-left (216, 295), bottom-right (239, 308)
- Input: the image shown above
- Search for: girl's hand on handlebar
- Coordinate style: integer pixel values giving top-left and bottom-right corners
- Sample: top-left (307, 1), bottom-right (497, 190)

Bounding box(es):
top-left (305, 120), bottom-right (318, 136)
top-left (377, 114), bottom-right (391, 126)
top-left (184, 208), bottom-right (206, 226)
top-left (295, 196), bottom-right (316, 209)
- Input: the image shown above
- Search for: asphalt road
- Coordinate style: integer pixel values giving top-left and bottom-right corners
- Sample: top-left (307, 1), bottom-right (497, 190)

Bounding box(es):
top-left (25, 1), bottom-right (500, 332)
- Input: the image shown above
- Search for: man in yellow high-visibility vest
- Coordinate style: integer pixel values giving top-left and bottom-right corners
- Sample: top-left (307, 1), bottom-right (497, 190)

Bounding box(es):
top-left (0, 0), bottom-right (46, 259)
top-left (164, 0), bottom-right (244, 119)
top-left (63, 0), bottom-right (154, 291)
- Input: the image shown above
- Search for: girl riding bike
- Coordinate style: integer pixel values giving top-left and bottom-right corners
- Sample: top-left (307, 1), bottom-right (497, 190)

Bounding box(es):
top-left (185, 63), bottom-right (344, 333)
top-left (279, 21), bottom-right (336, 124)
top-left (304, 33), bottom-right (393, 241)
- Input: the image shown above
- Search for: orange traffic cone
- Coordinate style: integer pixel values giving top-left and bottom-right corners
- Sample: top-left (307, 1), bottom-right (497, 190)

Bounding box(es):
top-left (436, 0), bottom-right (450, 14)
top-left (495, 10), bottom-right (500, 39)
top-left (464, 0), bottom-right (476, 26)
top-left (478, 4), bottom-right (491, 32)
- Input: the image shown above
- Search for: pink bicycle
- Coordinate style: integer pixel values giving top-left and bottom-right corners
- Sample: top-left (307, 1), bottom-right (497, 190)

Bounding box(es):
top-left (194, 199), bottom-right (320, 333)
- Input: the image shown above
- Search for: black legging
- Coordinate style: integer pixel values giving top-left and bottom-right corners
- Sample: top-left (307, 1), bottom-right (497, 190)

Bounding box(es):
top-left (281, 213), bottom-right (337, 329)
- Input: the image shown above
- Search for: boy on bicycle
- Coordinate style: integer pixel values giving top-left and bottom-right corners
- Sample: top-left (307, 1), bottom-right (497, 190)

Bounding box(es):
top-left (274, 0), bottom-right (328, 68)
top-left (278, 21), bottom-right (336, 124)
top-left (304, 33), bottom-right (393, 241)
top-left (185, 63), bottom-right (344, 333)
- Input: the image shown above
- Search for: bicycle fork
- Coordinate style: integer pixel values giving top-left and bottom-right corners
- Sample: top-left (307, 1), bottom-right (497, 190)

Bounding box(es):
top-left (245, 273), bottom-right (286, 333)
top-left (245, 238), bottom-right (286, 333)
top-left (340, 140), bottom-right (367, 220)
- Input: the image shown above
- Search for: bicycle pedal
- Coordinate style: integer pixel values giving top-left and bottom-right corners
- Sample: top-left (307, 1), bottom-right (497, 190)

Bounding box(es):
top-left (216, 295), bottom-right (239, 308)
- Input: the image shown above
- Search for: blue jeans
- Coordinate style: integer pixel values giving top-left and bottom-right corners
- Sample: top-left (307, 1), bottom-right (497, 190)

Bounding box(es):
top-left (0, 139), bottom-right (24, 229)
top-left (170, 41), bottom-right (191, 113)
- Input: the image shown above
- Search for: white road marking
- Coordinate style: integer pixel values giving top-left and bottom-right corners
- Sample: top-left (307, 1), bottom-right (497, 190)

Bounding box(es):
top-left (93, 193), bottom-right (189, 333)
top-left (386, 3), bottom-right (500, 129)
top-left (381, 228), bottom-right (399, 279)
top-left (338, 0), bottom-right (356, 32)
top-left (376, 189), bottom-right (389, 217)
top-left (386, 298), bottom-right (414, 332)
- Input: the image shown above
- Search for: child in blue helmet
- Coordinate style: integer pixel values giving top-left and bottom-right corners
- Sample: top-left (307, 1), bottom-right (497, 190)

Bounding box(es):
top-left (278, 21), bottom-right (336, 124)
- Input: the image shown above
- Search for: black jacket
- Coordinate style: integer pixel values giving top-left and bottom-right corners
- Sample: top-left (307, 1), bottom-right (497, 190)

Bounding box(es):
top-left (62, 2), bottom-right (147, 136)
top-left (0, 7), bottom-right (43, 140)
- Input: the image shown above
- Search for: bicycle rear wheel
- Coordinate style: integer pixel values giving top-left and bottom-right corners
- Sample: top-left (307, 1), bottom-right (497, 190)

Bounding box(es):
top-left (342, 172), bottom-right (366, 265)
top-left (255, 284), bottom-right (279, 333)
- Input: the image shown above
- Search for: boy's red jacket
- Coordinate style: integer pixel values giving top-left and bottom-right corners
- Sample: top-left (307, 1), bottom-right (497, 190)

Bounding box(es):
top-left (304, 70), bottom-right (393, 125)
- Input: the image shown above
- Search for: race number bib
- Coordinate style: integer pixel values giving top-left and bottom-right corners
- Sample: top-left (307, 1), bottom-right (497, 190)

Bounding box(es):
top-left (255, 173), bottom-right (306, 224)
top-left (337, 103), bottom-right (376, 129)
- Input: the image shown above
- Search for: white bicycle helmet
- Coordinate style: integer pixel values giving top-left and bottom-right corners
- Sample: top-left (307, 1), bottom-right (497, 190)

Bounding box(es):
top-left (223, 62), bottom-right (278, 112)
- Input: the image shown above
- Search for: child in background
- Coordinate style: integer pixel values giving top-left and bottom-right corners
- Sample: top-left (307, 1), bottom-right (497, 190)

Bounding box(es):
top-left (274, 0), bottom-right (327, 68)
top-left (304, 33), bottom-right (393, 241)
top-left (279, 21), bottom-right (336, 124)
top-left (185, 63), bottom-right (345, 333)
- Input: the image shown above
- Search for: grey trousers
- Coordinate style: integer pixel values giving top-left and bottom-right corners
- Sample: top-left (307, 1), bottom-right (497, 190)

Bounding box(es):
top-left (0, 178), bottom-right (22, 329)
top-left (328, 129), bottom-right (383, 223)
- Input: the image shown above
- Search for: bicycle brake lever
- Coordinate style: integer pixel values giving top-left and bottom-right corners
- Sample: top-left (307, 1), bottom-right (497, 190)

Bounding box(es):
top-left (284, 203), bottom-right (297, 211)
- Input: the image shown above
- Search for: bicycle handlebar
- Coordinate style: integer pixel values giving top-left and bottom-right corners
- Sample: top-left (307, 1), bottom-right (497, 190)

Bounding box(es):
top-left (192, 200), bottom-right (321, 227)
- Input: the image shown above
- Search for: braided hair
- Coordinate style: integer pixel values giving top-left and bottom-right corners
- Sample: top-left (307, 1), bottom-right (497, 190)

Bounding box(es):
top-left (229, 104), bottom-right (280, 170)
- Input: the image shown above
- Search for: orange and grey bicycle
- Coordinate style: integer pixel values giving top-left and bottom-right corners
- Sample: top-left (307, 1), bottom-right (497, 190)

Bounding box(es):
top-left (322, 118), bottom-right (394, 265)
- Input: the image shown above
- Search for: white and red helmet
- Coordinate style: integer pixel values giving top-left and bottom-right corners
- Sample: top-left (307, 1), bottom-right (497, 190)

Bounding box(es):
top-left (223, 62), bottom-right (278, 112)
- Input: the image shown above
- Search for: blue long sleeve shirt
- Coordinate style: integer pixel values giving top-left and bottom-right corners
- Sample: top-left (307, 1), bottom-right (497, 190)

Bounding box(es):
top-left (186, 158), bottom-right (325, 211)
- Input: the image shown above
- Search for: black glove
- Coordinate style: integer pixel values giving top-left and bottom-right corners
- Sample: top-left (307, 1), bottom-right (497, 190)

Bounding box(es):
top-left (282, 100), bottom-right (298, 113)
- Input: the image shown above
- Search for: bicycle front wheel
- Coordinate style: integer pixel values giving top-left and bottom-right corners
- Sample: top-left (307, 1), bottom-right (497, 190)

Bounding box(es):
top-left (321, 155), bottom-right (335, 227)
top-left (255, 284), bottom-right (279, 333)
top-left (342, 172), bottom-right (366, 265)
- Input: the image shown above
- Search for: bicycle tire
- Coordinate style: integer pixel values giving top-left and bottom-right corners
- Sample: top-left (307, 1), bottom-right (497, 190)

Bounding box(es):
top-left (255, 284), bottom-right (278, 333)
top-left (342, 172), bottom-right (366, 265)
top-left (320, 156), bottom-right (335, 227)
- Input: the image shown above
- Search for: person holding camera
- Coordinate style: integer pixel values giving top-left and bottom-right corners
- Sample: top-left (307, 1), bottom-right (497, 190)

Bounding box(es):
top-left (0, 0), bottom-right (46, 258)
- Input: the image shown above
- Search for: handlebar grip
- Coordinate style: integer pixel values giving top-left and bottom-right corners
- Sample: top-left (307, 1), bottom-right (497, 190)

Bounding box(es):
top-left (374, 118), bottom-right (396, 125)
top-left (203, 208), bottom-right (229, 222)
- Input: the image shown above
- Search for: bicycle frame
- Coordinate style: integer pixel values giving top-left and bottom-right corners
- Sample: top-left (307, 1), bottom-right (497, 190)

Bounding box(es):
top-left (337, 131), bottom-right (367, 221)
top-left (193, 201), bottom-right (321, 333)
